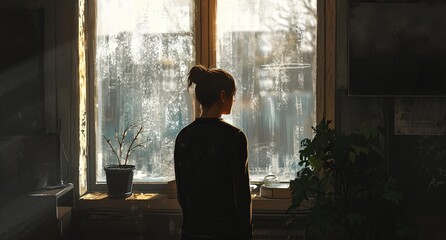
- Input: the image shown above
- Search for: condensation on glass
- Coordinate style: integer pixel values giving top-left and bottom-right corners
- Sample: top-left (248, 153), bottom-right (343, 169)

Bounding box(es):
top-left (217, 0), bottom-right (317, 181)
top-left (95, 0), bottom-right (195, 183)
top-left (95, 0), bottom-right (317, 183)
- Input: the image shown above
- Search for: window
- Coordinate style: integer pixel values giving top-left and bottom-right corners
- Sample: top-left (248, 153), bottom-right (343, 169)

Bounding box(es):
top-left (216, 0), bottom-right (317, 181)
top-left (91, 0), bottom-right (318, 189)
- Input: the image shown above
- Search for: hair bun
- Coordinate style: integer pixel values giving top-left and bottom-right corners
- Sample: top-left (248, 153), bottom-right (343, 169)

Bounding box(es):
top-left (189, 65), bottom-right (209, 85)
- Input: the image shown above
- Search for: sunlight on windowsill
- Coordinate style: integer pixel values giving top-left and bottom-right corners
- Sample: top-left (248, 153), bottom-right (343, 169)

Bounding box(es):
top-left (81, 192), bottom-right (162, 201)
top-left (78, 191), bottom-right (294, 213)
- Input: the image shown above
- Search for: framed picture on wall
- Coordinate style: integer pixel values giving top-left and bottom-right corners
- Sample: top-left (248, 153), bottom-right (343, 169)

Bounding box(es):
top-left (348, 1), bottom-right (446, 96)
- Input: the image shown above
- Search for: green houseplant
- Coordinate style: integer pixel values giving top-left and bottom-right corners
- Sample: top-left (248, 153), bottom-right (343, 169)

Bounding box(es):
top-left (287, 118), bottom-right (410, 240)
top-left (103, 123), bottom-right (145, 199)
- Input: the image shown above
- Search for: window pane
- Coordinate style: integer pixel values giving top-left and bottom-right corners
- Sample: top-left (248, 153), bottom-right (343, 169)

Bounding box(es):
top-left (95, 0), bottom-right (195, 183)
top-left (216, 0), bottom-right (317, 181)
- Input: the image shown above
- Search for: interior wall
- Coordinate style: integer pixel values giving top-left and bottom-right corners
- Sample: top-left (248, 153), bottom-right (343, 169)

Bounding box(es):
top-left (336, 0), bottom-right (446, 239)
top-left (0, 0), bottom-right (78, 197)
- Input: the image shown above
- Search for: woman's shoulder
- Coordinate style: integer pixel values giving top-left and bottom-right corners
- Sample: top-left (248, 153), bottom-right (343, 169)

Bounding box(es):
top-left (217, 121), bottom-right (248, 143)
top-left (217, 119), bottom-right (244, 133)
top-left (176, 118), bottom-right (245, 137)
top-left (175, 122), bottom-right (194, 139)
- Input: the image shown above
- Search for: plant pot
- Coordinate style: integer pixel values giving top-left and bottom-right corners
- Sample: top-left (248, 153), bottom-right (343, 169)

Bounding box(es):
top-left (103, 165), bottom-right (135, 199)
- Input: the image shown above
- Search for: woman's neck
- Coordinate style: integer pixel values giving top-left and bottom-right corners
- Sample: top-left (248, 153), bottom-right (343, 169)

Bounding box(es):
top-left (200, 105), bottom-right (222, 118)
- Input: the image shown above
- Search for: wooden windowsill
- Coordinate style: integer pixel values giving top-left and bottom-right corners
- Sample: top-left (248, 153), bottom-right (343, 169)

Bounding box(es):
top-left (78, 192), bottom-right (306, 215)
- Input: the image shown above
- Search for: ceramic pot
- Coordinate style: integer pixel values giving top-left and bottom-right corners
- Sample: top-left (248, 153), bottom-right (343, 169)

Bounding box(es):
top-left (103, 165), bottom-right (135, 199)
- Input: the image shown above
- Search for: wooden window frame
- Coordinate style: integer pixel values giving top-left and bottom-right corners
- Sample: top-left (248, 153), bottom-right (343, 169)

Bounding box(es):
top-left (83, 0), bottom-right (335, 193)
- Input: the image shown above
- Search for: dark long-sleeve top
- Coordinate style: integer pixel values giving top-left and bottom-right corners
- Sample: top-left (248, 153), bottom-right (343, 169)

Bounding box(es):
top-left (174, 117), bottom-right (252, 239)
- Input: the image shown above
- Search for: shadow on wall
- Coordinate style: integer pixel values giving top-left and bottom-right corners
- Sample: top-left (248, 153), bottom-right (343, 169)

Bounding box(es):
top-left (0, 134), bottom-right (60, 199)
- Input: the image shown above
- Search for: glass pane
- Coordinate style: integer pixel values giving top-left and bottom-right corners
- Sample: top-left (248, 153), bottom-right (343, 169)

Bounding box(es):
top-left (95, 0), bottom-right (195, 183)
top-left (217, 0), bottom-right (317, 181)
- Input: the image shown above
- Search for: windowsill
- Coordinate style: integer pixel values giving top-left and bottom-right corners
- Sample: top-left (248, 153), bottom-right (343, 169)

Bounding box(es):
top-left (78, 192), bottom-right (310, 215)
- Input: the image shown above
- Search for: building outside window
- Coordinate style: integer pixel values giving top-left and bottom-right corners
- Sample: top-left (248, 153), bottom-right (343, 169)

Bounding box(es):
top-left (91, 0), bottom-right (317, 189)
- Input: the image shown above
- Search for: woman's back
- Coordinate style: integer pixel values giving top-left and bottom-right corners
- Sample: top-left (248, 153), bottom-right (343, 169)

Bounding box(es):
top-left (174, 118), bottom-right (251, 239)
top-left (174, 65), bottom-right (252, 240)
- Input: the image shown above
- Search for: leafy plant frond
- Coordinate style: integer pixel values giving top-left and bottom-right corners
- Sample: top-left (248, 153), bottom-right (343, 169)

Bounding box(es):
top-left (287, 118), bottom-right (408, 240)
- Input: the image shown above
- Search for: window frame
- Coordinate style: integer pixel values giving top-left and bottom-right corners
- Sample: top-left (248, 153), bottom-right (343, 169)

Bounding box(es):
top-left (85, 0), bottom-right (335, 193)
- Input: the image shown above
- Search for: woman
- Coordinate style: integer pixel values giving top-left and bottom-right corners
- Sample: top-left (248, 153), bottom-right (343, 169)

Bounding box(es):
top-left (174, 65), bottom-right (252, 240)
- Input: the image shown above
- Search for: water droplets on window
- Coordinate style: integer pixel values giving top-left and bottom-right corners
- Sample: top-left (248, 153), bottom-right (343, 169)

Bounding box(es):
top-left (95, 0), bottom-right (317, 183)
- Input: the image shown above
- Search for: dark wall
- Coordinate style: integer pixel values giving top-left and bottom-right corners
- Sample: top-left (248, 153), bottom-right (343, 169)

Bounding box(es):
top-left (0, 0), bottom-right (77, 198)
top-left (337, 0), bottom-right (446, 239)
top-left (336, 93), bottom-right (446, 208)
top-left (0, 10), bottom-right (46, 135)
top-left (0, 135), bottom-right (60, 199)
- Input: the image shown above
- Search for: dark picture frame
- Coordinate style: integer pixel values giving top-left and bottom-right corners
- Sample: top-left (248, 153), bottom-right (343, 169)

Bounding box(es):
top-left (348, 1), bottom-right (446, 96)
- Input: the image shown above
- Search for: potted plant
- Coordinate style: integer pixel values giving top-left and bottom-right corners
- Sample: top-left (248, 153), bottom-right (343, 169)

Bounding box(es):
top-left (287, 118), bottom-right (411, 240)
top-left (103, 123), bottom-right (145, 199)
